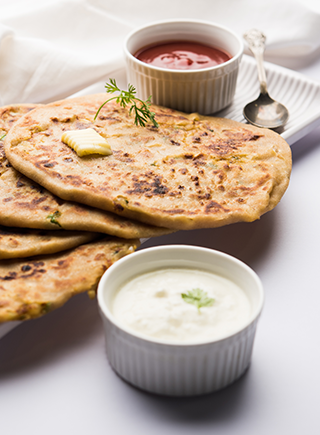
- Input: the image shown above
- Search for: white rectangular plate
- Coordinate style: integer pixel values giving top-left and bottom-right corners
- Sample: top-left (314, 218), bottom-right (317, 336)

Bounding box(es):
top-left (70, 54), bottom-right (320, 146)
top-left (217, 55), bottom-right (320, 145)
top-left (1, 55), bottom-right (320, 340)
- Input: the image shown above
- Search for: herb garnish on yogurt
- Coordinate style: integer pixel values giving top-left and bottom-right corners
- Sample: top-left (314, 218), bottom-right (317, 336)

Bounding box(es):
top-left (181, 288), bottom-right (214, 313)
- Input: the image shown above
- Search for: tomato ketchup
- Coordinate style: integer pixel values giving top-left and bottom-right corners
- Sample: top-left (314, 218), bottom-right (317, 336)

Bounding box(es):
top-left (134, 40), bottom-right (231, 70)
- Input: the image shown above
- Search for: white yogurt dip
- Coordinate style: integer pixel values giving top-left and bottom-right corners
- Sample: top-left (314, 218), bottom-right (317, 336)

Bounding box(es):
top-left (112, 267), bottom-right (252, 343)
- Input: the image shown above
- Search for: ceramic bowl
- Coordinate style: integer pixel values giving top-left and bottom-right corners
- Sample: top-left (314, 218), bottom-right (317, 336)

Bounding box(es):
top-left (97, 245), bottom-right (264, 396)
top-left (124, 19), bottom-right (243, 114)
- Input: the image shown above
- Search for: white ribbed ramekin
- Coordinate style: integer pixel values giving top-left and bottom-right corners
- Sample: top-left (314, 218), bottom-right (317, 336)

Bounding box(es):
top-left (124, 20), bottom-right (243, 114)
top-left (97, 245), bottom-right (264, 396)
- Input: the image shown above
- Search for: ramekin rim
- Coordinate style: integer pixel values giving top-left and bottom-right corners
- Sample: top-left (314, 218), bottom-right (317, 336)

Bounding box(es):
top-left (123, 18), bottom-right (244, 74)
top-left (97, 244), bottom-right (264, 347)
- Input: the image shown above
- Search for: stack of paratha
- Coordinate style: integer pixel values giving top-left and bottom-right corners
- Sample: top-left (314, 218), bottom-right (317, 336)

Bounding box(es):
top-left (0, 96), bottom-right (292, 323)
top-left (0, 105), bottom-right (141, 322)
top-left (0, 105), bottom-right (172, 238)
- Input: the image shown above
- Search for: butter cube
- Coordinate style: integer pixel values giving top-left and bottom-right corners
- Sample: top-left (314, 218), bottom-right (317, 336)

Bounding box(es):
top-left (61, 128), bottom-right (112, 157)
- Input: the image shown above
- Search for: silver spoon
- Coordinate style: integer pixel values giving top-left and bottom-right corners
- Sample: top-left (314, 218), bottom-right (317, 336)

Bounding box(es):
top-left (243, 29), bottom-right (289, 129)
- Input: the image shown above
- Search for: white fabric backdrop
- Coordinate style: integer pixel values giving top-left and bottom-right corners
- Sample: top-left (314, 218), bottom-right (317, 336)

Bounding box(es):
top-left (1, 0), bottom-right (320, 105)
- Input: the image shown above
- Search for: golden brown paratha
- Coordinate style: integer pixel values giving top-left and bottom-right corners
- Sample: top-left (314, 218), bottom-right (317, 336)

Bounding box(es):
top-left (4, 95), bottom-right (292, 230)
top-left (0, 226), bottom-right (100, 259)
top-left (0, 104), bottom-right (172, 238)
top-left (0, 105), bottom-right (110, 259)
top-left (0, 236), bottom-right (139, 322)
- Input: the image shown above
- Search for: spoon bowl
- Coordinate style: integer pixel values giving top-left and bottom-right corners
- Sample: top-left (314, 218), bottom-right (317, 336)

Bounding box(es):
top-left (243, 29), bottom-right (289, 129)
top-left (243, 92), bottom-right (289, 129)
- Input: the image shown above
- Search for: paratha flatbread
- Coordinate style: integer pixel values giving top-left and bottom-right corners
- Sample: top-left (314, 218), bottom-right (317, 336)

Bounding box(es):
top-left (0, 226), bottom-right (99, 259)
top-left (0, 236), bottom-right (139, 322)
top-left (4, 95), bottom-right (292, 230)
top-left (0, 104), bottom-right (172, 238)
top-left (0, 105), bottom-right (106, 259)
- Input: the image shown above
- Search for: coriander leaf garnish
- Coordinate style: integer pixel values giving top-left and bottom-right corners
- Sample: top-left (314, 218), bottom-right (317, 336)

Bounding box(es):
top-left (0, 133), bottom-right (6, 141)
top-left (181, 288), bottom-right (214, 312)
top-left (47, 210), bottom-right (62, 227)
top-left (94, 78), bottom-right (158, 128)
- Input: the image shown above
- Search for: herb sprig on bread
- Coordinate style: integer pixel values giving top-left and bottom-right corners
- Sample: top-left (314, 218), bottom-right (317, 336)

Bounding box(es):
top-left (94, 78), bottom-right (158, 128)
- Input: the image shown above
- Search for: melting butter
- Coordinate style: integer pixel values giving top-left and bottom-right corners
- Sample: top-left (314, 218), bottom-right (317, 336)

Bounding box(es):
top-left (61, 128), bottom-right (112, 157)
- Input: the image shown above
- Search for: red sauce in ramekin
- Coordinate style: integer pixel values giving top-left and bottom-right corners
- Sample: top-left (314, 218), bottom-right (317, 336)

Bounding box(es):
top-left (134, 40), bottom-right (231, 70)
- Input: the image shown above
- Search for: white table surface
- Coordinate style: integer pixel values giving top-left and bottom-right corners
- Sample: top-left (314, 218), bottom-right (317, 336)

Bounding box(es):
top-left (1, 2), bottom-right (320, 434)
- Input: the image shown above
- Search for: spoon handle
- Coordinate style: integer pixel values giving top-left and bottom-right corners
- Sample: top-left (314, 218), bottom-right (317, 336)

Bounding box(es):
top-left (243, 29), bottom-right (268, 94)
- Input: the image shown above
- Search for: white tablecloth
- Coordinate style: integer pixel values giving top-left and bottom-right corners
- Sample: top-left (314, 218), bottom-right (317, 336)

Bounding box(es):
top-left (1, 1), bottom-right (320, 434)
